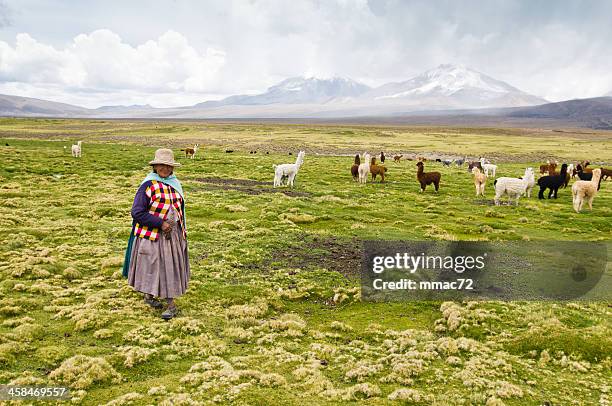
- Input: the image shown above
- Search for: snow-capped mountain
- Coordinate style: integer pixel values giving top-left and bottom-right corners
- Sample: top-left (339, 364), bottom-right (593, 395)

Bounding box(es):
top-left (0, 65), bottom-right (550, 119)
top-left (362, 64), bottom-right (547, 108)
top-left (195, 77), bottom-right (371, 107)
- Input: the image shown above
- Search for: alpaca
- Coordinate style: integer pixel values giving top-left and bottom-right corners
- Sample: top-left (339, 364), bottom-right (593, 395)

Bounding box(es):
top-left (393, 154), bottom-right (403, 163)
top-left (71, 141), bottom-right (82, 158)
top-left (455, 158), bottom-right (465, 167)
top-left (467, 161), bottom-right (482, 173)
top-left (520, 167), bottom-right (536, 197)
top-left (537, 163), bottom-right (568, 199)
top-left (480, 157), bottom-right (497, 177)
top-left (483, 163), bottom-right (497, 177)
top-left (351, 154), bottom-right (360, 181)
top-left (370, 157), bottom-right (388, 182)
top-left (358, 153), bottom-right (371, 184)
top-left (572, 169), bottom-right (602, 213)
top-left (273, 151), bottom-right (305, 187)
top-left (380, 151), bottom-right (386, 163)
top-left (442, 159), bottom-right (453, 167)
top-left (539, 161), bottom-right (557, 175)
top-left (575, 163), bottom-right (593, 180)
top-left (416, 161), bottom-right (441, 192)
top-left (472, 167), bottom-right (486, 196)
top-left (183, 144), bottom-right (200, 159)
top-left (493, 171), bottom-right (532, 206)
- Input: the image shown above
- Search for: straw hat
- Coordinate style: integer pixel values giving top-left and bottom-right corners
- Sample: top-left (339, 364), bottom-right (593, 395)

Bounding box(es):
top-left (149, 148), bottom-right (181, 167)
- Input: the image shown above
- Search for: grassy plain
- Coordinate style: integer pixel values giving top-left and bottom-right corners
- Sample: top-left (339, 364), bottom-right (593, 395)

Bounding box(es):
top-left (0, 119), bottom-right (610, 405)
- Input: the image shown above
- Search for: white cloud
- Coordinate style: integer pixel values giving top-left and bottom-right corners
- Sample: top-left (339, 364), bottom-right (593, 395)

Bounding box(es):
top-left (0, 33), bottom-right (84, 86)
top-left (1, 0), bottom-right (612, 107)
top-left (0, 29), bottom-right (226, 106)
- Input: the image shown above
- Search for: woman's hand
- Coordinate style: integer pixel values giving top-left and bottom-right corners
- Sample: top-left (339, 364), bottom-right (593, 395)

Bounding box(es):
top-left (161, 221), bottom-right (173, 233)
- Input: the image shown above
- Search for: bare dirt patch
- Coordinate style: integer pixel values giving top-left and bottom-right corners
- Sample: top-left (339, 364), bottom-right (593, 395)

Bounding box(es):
top-left (246, 234), bottom-right (363, 279)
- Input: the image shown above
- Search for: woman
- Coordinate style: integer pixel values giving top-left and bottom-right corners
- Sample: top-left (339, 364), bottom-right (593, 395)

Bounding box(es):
top-left (122, 148), bottom-right (189, 320)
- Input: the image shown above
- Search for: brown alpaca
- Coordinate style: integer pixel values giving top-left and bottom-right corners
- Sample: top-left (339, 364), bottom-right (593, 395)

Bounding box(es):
top-left (417, 156), bottom-right (427, 162)
top-left (182, 143), bottom-right (199, 159)
top-left (370, 156), bottom-right (387, 182)
top-left (351, 154), bottom-right (360, 181)
top-left (601, 168), bottom-right (612, 180)
top-left (539, 161), bottom-right (557, 175)
top-left (393, 154), bottom-right (403, 163)
top-left (416, 161), bottom-right (441, 192)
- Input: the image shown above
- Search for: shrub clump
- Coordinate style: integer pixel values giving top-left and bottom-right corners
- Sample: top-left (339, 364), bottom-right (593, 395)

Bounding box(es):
top-left (388, 388), bottom-right (434, 402)
top-left (49, 355), bottom-right (122, 389)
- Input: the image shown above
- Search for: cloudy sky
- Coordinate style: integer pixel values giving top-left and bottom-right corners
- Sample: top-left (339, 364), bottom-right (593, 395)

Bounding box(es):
top-left (0, 0), bottom-right (611, 108)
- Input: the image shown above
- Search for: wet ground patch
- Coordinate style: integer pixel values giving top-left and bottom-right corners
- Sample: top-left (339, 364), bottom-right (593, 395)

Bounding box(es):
top-left (193, 176), bottom-right (311, 197)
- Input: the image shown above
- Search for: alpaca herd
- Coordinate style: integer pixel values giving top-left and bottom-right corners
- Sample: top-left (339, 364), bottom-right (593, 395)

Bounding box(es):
top-left (64, 139), bottom-right (607, 213)
top-left (340, 151), bottom-right (607, 213)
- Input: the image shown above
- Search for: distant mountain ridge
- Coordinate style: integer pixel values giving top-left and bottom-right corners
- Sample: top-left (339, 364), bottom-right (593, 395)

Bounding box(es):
top-left (0, 94), bottom-right (89, 116)
top-left (195, 77), bottom-right (371, 107)
top-left (507, 96), bottom-right (612, 129)
top-left (3, 65), bottom-right (611, 129)
top-left (1, 93), bottom-right (611, 129)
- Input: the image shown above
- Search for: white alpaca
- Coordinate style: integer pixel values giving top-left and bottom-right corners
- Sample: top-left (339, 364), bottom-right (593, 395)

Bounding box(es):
top-left (572, 168), bottom-right (601, 213)
top-left (358, 153), bottom-right (371, 184)
top-left (494, 169), bottom-right (532, 206)
top-left (71, 141), bottom-right (82, 158)
top-left (273, 151), bottom-right (305, 187)
top-left (472, 167), bottom-right (487, 196)
top-left (567, 163), bottom-right (574, 178)
top-left (521, 167), bottom-right (536, 197)
top-left (480, 157), bottom-right (496, 177)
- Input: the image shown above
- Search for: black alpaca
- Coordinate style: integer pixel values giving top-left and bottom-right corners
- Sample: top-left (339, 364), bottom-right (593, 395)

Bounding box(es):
top-left (351, 154), bottom-right (360, 180)
top-left (537, 163), bottom-right (568, 199)
top-left (576, 164), bottom-right (593, 181)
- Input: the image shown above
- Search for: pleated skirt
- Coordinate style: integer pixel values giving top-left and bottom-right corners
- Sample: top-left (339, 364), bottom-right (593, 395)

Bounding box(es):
top-left (127, 220), bottom-right (190, 299)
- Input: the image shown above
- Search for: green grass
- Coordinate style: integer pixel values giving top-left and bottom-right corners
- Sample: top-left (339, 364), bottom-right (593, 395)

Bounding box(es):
top-left (0, 120), bottom-right (610, 405)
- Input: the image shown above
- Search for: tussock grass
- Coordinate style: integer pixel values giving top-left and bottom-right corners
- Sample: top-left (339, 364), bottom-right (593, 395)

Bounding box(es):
top-left (0, 120), bottom-right (610, 404)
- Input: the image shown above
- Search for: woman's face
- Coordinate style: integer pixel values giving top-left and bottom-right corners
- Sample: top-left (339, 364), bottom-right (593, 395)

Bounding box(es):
top-left (154, 164), bottom-right (173, 178)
